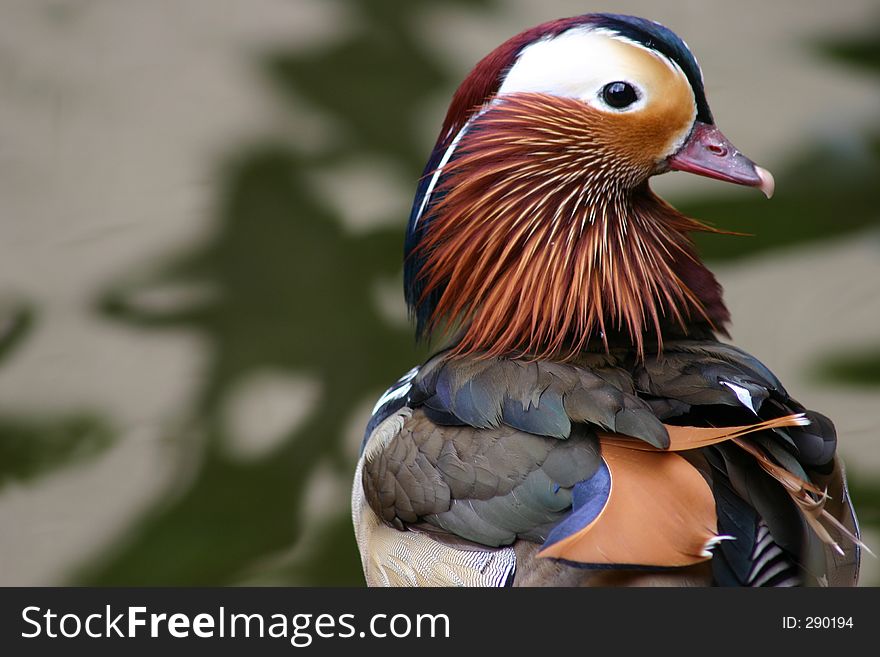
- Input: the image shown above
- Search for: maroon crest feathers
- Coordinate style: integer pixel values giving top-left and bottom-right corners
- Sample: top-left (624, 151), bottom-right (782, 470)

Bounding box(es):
top-left (437, 17), bottom-right (592, 149)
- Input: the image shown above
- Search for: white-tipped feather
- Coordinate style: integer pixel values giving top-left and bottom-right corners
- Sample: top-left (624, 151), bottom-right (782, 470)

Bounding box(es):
top-left (371, 367), bottom-right (419, 415)
top-left (700, 534), bottom-right (735, 558)
top-left (720, 380), bottom-right (757, 414)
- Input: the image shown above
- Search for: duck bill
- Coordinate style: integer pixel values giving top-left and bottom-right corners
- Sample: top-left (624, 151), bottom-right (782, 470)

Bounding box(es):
top-left (666, 122), bottom-right (775, 198)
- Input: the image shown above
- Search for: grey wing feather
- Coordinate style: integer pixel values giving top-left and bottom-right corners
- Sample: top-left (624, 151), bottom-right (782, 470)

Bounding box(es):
top-left (412, 352), bottom-right (669, 447)
top-left (361, 408), bottom-right (600, 548)
top-left (357, 341), bottom-right (860, 587)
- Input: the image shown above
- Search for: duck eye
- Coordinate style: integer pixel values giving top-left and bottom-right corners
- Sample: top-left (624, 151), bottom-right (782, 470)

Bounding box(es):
top-left (601, 81), bottom-right (638, 109)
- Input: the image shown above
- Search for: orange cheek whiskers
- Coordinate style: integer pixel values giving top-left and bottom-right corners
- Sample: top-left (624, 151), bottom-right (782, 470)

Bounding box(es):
top-left (413, 93), bottom-right (725, 360)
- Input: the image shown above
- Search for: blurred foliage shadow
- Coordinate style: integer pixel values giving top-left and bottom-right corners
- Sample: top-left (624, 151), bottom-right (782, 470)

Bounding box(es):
top-left (794, 25), bottom-right (880, 393)
top-left (0, 302), bottom-right (115, 489)
top-left (74, 0), bottom-right (490, 585)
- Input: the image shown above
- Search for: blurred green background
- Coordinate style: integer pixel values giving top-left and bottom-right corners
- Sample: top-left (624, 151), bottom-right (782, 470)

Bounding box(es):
top-left (0, 0), bottom-right (878, 586)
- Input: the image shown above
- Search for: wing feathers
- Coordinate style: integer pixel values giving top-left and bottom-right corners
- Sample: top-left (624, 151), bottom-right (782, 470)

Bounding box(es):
top-left (413, 352), bottom-right (669, 447)
top-left (538, 445), bottom-right (718, 568)
top-left (599, 413), bottom-right (809, 452)
top-left (359, 340), bottom-right (862, 586)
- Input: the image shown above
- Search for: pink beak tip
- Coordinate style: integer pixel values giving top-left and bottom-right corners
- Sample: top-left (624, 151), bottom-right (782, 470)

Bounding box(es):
top-left (755, 165), bottom-right (775, 199)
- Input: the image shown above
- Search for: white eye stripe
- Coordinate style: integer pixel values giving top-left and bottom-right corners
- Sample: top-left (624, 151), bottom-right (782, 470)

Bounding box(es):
top-left (498, 26), bottom-right (690, 110)
top-left (595, 30), bottom-right (684, 75)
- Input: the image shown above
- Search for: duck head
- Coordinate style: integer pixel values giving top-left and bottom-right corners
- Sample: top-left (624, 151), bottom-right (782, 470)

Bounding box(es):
top-left (405, 14), bottom-right (774, 359)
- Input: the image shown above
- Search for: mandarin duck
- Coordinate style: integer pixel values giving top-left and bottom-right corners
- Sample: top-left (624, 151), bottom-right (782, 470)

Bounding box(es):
top-left (351, 13), bottom-right (863, 587)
